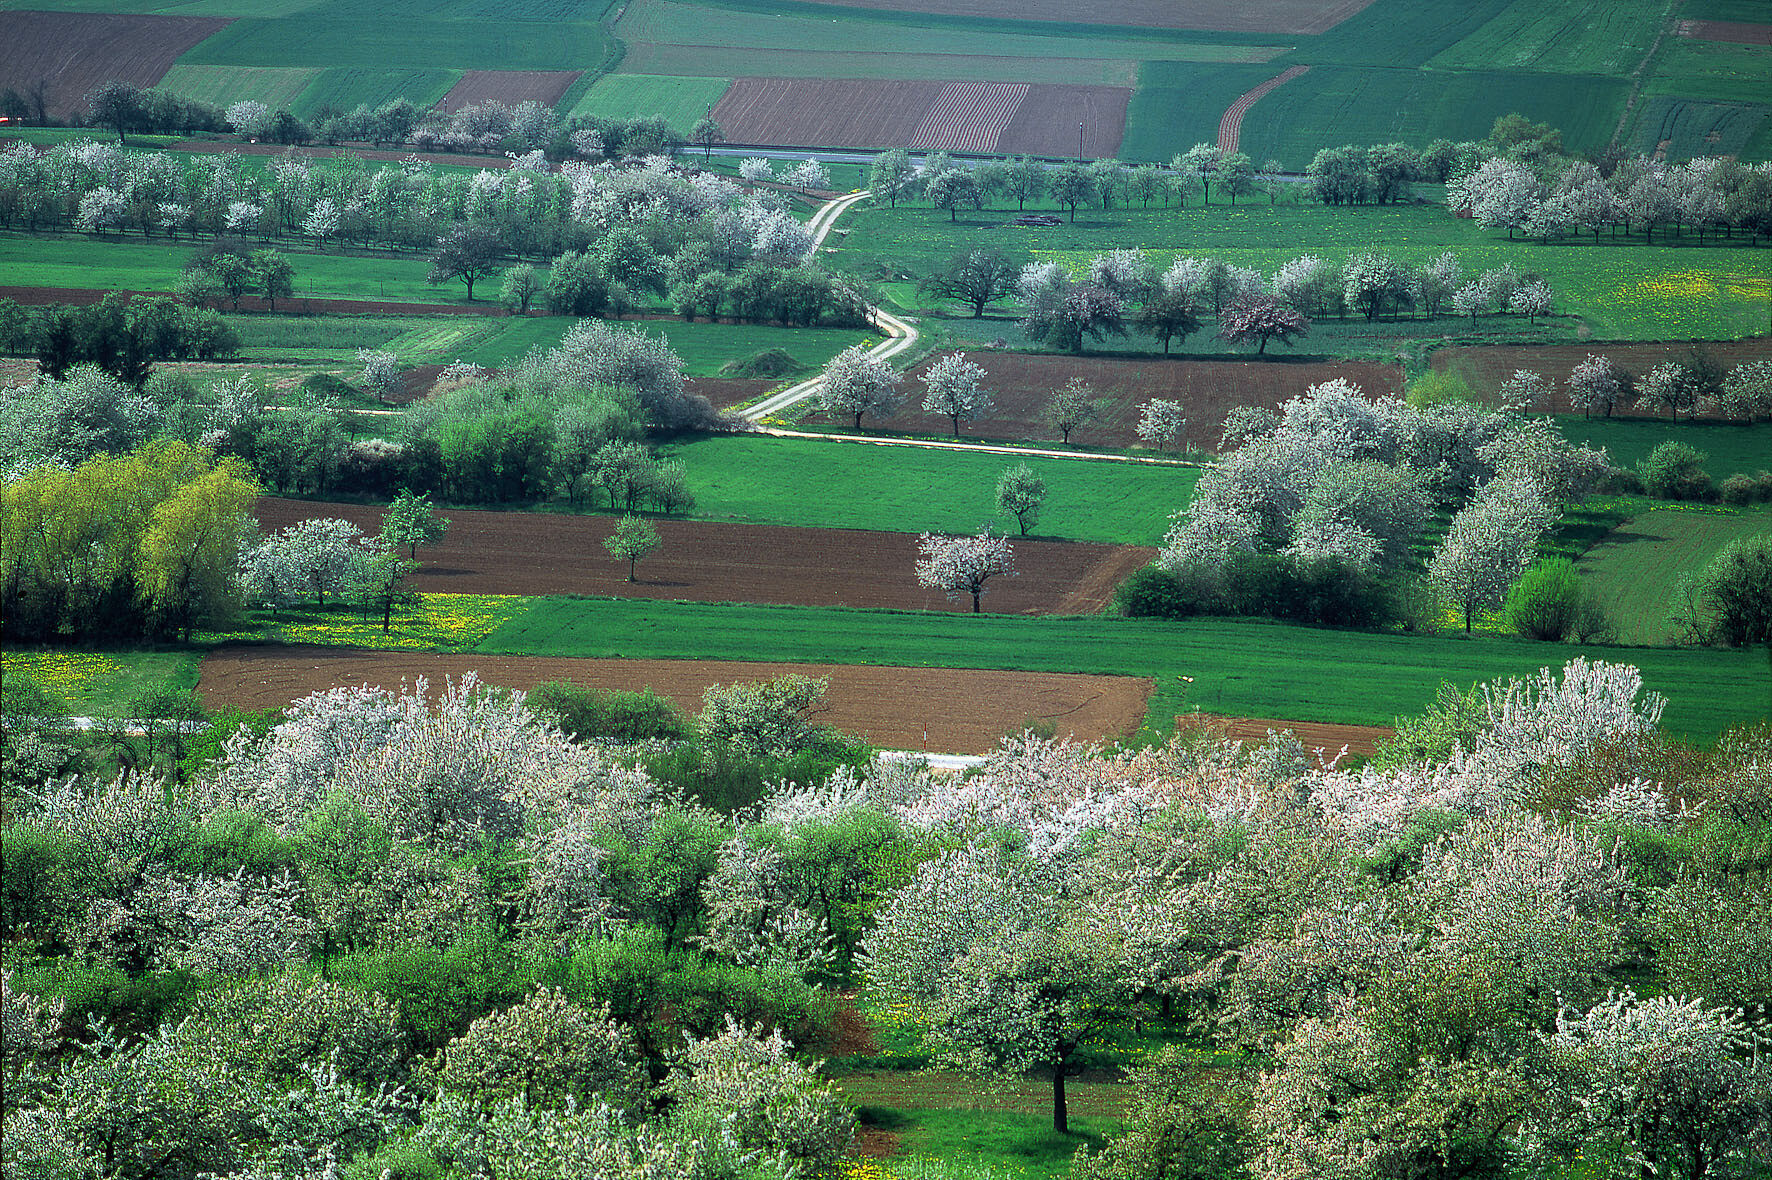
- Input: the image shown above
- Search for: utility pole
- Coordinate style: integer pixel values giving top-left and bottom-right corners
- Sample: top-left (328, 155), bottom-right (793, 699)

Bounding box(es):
top-left (1077, 121), bottom-right (1084, 162)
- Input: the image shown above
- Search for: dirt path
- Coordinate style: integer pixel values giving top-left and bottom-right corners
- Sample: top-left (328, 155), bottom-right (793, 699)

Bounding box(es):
top-left (1216, 65), bottom-right (1309, 155)
top-left (197, 645), bottom-right (1154, 755)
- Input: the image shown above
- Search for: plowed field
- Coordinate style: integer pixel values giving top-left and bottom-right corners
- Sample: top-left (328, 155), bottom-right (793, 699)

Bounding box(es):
top-left (809, 0), bottom-right (1376, 34)
top-left (1678, 20), bottom-right (1772, 45)
top-left (253, 498), bottom-right (1153, 614)
top-left (438, 70), bottom-right (583, 112)
top-left (802, 352), bottom-right (1402, 450)
top-left (2, 12), bottom-right (231, 118)
top-left (711, 78), bottom-right (1128, 156)
top-left (1432, 340), bottom-right (1772, 416)
top-left (196, 645), bottom-right (1153, 753)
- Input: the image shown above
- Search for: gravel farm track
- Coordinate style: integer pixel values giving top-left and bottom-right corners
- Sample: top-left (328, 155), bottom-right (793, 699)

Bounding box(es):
top-left (807, 0), bottom-right (1377, 35)
top-left (253, 497), bottom-right (1155, 615)
top-left (0, 11), bottom-right (231, 118)
top-left (801, 352), bottom-right (1404, 450)
top-left (195, 646), bottom-right (1156, 755)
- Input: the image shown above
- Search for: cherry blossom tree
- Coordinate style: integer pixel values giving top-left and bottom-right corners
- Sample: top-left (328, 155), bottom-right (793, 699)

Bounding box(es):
top-left (1217, 294), bottom-right (1309, 354)
top-left (915, 529), bottom-right (1015, 612)
top-left (995, 462), bottom-right (1046, 535)
top-left (1045, 376), bottom-right (1102, 444)
top-left (1637, 360), bottom-right (1700, 421)
top-left (815, 343), bottom-right (901, 429)
top-left (1136, 398), bottom-right (1188, 451)
top-left (1427, 475), bottom-right (1556, 631)
top-left (1568, 353), bottom-right (1630, 418)
top-left (920, 351), bottom-right (990, 436)
top-left (1714, 358), bottom-right (1772, 422)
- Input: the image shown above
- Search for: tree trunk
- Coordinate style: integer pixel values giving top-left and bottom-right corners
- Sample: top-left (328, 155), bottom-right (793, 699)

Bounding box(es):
top-left (628, 559), bottom-right (637, 582)
top-left (971, 589), bottom-right (981, 613)
top-left (1053, 1064), bottom-right (1068, 1134)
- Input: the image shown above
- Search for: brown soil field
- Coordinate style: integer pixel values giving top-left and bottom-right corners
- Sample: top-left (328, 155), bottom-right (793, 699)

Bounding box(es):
top-left (1178, 712), bottom-right (1391, 759)
top-left (1432, 339), bottom-right (1772, 416)
top-left (253, 497), bottom-right (1153, 614)
top-left (437, 70), bottom-right (583, 112)
top-left (712, 78), bottom-right (1127, 157)
top-left (808, 0), bottom-right (1375, 34)
top-left (687, 376), bottom-right (779, 409)
top-left (1678, 19), bottom-right (1772, 45)
top-left (802, 351), bottom-right (1402, 450)
top-left (714, 79), bottom-right (946, 150)
top-left (196, 645), bottom-right (1154, 754)
top-left (1, 12), bottom-right (231, 118)
top-left (996, 84), bottom-right (1129, 160)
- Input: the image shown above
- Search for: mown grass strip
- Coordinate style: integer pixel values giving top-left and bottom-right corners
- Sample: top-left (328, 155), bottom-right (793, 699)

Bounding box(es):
top-left (479, 598), bottom-right (1771, 742)
top-left (1577, 506), bottom-right (1772, 646)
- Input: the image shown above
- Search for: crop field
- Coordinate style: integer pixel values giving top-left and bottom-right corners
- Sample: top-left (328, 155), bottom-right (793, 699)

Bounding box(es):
top-left (796, 0), bottom-right (1378, 35)
top-left (177, 14), bottom-right (612, 75)
top-left (481, 597), bottom-right (1772, 742)
top-left (1625, 95), bottom-right (1770, 161)
top-left (799, 351), bottom-right (1403, 450)
top-left (710, 78), bottom-right (1129, 156)
top-left (1645, 38), bottom-right (1772, 106)
top-left (196, 645), bottom-right (1155, 754)
top-left (437, 70), bottom-right (583, 112)
top-left (568, 74), bottom-right (732, 128)
top-left (253, 495), bottom-right (1153, 611)
top-left (1427, 0), bottom-right (1665, 75)
top-left (450, 316), bottom-right (869, 375)
top-left (1679, 20), bottom-right (1772, 46)
top-left (833, 203), bottom-right (1772, 343)
top-left (156, 63), bottom-right (318, 110)
top-left (0, 10), bottom-right (231, 118)
top-left (287, 68), bottom-right (461, 119)
top-left (1577, 507), bottom-right (1772, 646)
top-left (662, 434), bottom-right (1195, 544)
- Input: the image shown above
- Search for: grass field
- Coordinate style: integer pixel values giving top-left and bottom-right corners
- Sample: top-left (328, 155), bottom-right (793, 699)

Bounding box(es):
top-left (1577, 507), bottom-right (1772, 646)
top-left (1681, 0), bottom-right (1772, 19)
top-left (0, 649), bottom-right (202, 716)
top-left (1556, 417), bottom-right (1772, 483)
top-left (568, 74), bottom-right (732, 129)
top-left (1624, 95), bottom-right (1771, 162)
top-left (480, 597), bottom-right (1772, 742)
top-left (833, 202), bottom-right (1772, 344)
top-left (448, 316), bottom-right (870, 373)
top-left (156, 63), bottom-right (319, 110)
top-left (289, 69), bottom-right (461, 121)
top-left (663, 433), bottom-right (1195, 544)
top-left (1646, 39), bottom-right (1772, 107)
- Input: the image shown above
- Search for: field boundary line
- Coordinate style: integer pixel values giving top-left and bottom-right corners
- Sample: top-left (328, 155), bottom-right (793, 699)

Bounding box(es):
top-left (746, 427), bottom-right (1197, 466)
top-left (1216, 64), bottom-right (1309, 155)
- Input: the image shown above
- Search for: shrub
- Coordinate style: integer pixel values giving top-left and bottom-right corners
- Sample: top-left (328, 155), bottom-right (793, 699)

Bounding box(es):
top-left (1505, 557), bottom-right (1585, 640)
top-left (1405, 370), bottom-right (1477, 409)
top-left (526, 681), bottom-right (691, 744)
top-left (1121, 556), bottom-right (1395, 628)
top-left (1721, 473), bottom-right (1758, 505)
top-left (1113, 565), bottom-right (1193, 618)
top-left (1638, 441), bottom-right (1713, 501)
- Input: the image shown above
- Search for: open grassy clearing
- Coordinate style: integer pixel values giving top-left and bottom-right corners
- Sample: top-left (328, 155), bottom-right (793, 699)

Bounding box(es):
top-left (833, 202), bottom-right (1772, 344)
top-left (1577, 507), bottom-right (1772, 646)
top-left (1624, 95), bottom-right (1770, 161)
top-left (569, 74), bottom-right (732, 128)
top-left (1556, 417), bottom-right (1772, 483)
top-left (480, 598), bottom-right (1771, 742)
top-left (1427, 0), bottom-right (1665, 75)
top-left (663, 434), bottom-right (1196, 544)
top-left (179, 14), bottom-right (612, 74)
top-left (0, 649), bottom-right (202, 716)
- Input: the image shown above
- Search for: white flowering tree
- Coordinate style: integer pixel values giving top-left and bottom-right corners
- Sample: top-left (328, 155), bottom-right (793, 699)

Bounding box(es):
top-left (1427, 475), bottom-right (1556, 631)
top-left (240, 517), bottom-right (373, 608)
top-left (1568, 353), bottom-right (1630, 418)
top-left (915, 529), bottom-right (1015, 612)
top-left (432, 989), bottom-right (644, 1112)
top-left (815, 343), bottom-right (901, 429)
top-left (995, 462), bottom-right (1047, 536)
top-left (356, 348), bottom-right (401, 405)
top-left (1135, 398), bottom-right (1188, 451)
top-left (920, 351), bottom-right (991, 436)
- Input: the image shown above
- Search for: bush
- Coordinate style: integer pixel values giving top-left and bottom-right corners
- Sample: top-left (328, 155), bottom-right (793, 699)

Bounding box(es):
top-left (1721, 473), bottom-right (1758, 505)
top-left (525, 681), bottom-right (691, 744)
top-left (641, 731), bottom-right (873, 815)
top-left (1118, 556), bottom-right (1396, 628)
top-left (1112, 565), bottom-right (1193, 618)
top-left (332, 925), bottom-right (523, 1054)
top-left (1638, 441), bottom-right (1713, 500)
top-left (1505, 557), bottom-right (1584, 640)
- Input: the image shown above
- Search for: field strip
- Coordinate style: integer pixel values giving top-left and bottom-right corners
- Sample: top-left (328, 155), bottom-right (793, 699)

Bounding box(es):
top-left (750, 428), bottom-right (1194, 466)
top-left (909, 82), bottom-right (1030, 153)
top-left (1216, 64), bottom-right (1309, 154)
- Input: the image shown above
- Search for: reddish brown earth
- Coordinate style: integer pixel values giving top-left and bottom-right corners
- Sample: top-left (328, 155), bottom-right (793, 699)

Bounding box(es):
top-left (687, 376), bottom-right (779, 410)
top-left (195, 646), bottom-right (1155, 754)
top-left (1432, 340), bottom-right (1772, 417)
top-left (806, 0), bottom-right (1376, 34)
top-left (253, 497), bottom-right (1155, 614)
top-left (1678, 19), bottom-right (1772, 45)
top-left (802, 351), bottom-right (1402, 451)
top-left (1179, 713), bottom-right (1391, 759)
top-left (996, 84), bottom-right (1130, 160)
top-left (712, 78), bottom-right (1128, 158)
top-left (436, 70), bottom-right (583, 113)
top-left (1, 12), bottom-right (230, 118)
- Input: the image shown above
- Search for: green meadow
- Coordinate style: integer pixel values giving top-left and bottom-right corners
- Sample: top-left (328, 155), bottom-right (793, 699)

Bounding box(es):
top-left (1577, 507), bottom-right (1772, 646)
top-left (663, 434), bottom-right (1196, 544)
